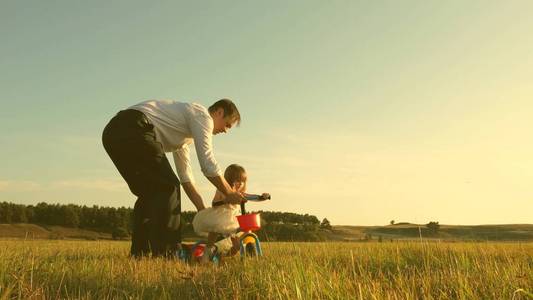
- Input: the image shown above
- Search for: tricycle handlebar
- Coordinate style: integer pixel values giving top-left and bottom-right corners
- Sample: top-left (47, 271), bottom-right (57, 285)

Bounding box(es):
top-left (244, 194), bottom-right (271, 201)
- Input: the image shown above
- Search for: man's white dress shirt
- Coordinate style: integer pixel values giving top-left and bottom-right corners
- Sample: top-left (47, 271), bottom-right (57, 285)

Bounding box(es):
top-left (129, 100), bottom-right (221, 183)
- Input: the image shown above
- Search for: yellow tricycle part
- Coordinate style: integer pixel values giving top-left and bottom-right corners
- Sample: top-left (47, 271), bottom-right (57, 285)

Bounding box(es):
top-left (242, 236), bottom-right (256, 245)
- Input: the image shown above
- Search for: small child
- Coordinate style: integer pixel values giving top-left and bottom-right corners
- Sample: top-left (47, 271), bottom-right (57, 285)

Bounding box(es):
top-left (192, 164), bottom-right (267, 262)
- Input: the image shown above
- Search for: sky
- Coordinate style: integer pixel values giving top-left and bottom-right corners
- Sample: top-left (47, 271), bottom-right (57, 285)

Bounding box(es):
top-left (1, 1), bottom-right (532, 225)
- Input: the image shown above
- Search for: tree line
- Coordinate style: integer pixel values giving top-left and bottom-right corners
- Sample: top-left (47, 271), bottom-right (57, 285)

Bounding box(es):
top-left (0, 202), bottom-right (332, 241)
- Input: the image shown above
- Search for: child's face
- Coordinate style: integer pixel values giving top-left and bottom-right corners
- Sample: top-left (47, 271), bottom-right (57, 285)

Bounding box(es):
top-left (233, 173), bottom-right (247, 192)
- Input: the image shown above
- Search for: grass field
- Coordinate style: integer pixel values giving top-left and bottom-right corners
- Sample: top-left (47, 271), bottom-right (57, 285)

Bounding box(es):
top-left (0, 240), bottom-right (532, 299)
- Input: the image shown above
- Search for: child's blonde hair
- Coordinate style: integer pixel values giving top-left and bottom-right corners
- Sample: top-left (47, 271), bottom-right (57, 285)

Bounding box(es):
top-left (224, 164), bottom-right (246, 186)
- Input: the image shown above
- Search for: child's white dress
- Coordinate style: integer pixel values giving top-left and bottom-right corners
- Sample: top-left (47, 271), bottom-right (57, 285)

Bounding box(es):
top-left (192, 203), bottom-right (240, 237)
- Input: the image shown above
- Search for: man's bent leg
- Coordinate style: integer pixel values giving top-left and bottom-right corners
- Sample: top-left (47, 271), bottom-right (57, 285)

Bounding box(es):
top-left (131, 198), bottom-right (150, 257)
top-left (166, 185), bottom-right (181, 253)
top-left (102, 109), bottom-right (182, 258)
top-left (147, 184), bottom-right (181, 257)
top-left (165, 185), bottom-right (181, 256)
top-left (102, 111), bottom-right (156, 257)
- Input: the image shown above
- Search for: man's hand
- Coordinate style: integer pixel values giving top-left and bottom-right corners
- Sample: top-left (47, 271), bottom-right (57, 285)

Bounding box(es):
top-left (206, 175), bottom-right (247, 204)
top-left (225, 192), bottom-right (245, 205)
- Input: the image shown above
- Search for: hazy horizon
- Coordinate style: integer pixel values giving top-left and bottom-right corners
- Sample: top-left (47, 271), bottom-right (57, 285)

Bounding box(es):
top-left (1, 1), bottom-right (532, 226)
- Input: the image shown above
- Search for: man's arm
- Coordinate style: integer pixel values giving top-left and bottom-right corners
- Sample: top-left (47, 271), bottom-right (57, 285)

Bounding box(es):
top-left (188, 111), bottom-right (245, 205)
top-left (206, 175), bottom-right (233, 196)
top-left (173, 147), bottom-right (209, 210)
top-left (173, 146), bottom-right (243, 207)
top-left (206, 175), bottom-right (244, 204)
top-left (181, 182), bottom-right (206, 211)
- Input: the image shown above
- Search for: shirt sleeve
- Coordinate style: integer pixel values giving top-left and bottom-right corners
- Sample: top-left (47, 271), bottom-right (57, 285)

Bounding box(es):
top-left (189, 112), bottom-right (222, 178)
top-left (173, 145), bottom-right (195, 183)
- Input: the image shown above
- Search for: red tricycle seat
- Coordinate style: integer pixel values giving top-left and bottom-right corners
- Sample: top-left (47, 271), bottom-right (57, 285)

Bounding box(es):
top-left (237, 213), bottom-right (261, 232)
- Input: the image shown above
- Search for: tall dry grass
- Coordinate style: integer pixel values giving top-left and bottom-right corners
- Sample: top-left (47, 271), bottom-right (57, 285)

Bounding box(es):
top-left (0, 240), bottom-right (531, 299)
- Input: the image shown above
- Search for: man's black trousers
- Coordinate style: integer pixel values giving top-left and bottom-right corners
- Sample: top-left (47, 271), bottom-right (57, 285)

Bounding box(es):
top-left (102, 109), bottom-right (181, 257)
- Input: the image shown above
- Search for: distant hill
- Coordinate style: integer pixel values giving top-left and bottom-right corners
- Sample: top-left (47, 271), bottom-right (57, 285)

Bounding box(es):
top-left (2, 223), bottom-right (532, 242)
top-left (4, 202), bottom-right (530, 242)
top-left (327, 224), bottom-right (533, 242)
top-left (0, 223), bottom-right (111, 240)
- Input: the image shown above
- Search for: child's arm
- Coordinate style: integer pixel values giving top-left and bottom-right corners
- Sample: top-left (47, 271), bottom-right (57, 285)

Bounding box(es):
top-left (243, 193), bottom-right (271, 201)
top-left (212, 189), bottom-right (225, 204)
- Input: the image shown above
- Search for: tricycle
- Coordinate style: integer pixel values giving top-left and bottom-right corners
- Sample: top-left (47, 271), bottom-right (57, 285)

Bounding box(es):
top-left (178, 193), bottom-right (270, 263)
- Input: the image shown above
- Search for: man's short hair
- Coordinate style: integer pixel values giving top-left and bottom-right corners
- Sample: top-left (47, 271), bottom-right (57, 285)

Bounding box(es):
top-left (208, 99), bottom-right (241, 126)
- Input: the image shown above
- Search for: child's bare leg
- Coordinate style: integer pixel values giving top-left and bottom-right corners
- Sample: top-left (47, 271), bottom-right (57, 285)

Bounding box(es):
top-left (207, 232), bottom-right (217, 247)
top-left (201, 232), bottom-right (218, 263)
top-left (229, 235), bottom-right (240, 256)
top-left (226, 232), bottom-right (243, 257)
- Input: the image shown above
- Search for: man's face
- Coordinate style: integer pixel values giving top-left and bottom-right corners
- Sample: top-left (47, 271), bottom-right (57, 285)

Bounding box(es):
top-left (212, 108), bottom-right (235, 135)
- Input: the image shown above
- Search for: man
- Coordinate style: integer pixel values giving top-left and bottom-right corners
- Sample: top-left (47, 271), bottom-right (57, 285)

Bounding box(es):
top-left (102, 99), bottom-right (245, 257)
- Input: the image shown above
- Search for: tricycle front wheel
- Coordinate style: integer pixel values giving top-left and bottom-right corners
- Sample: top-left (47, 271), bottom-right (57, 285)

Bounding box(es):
top-left (239, 233), bottom-right (262, 257)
